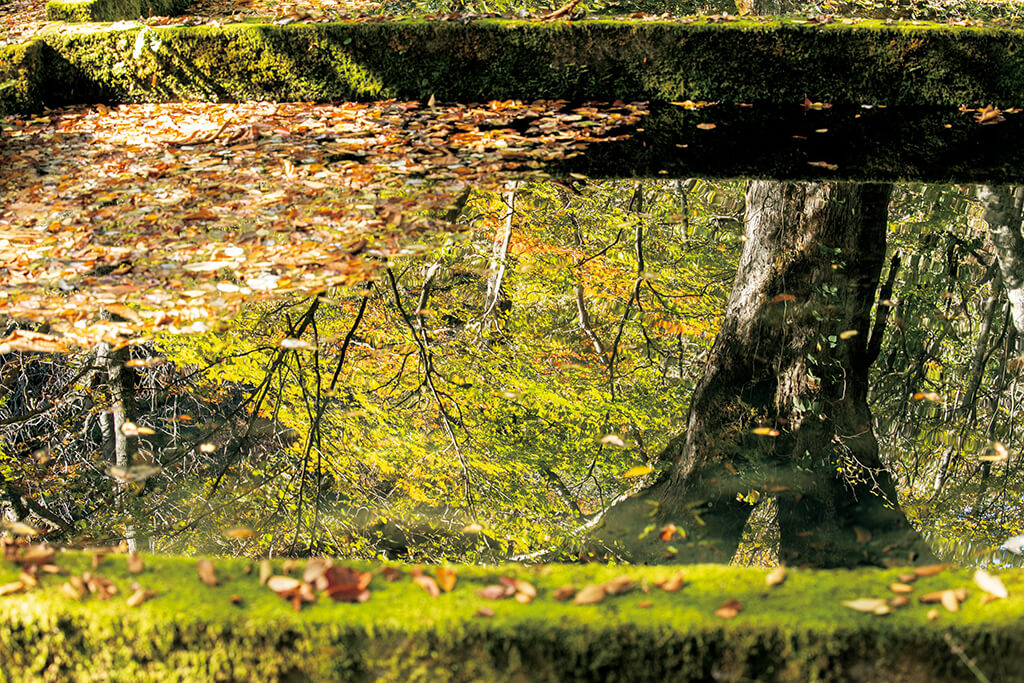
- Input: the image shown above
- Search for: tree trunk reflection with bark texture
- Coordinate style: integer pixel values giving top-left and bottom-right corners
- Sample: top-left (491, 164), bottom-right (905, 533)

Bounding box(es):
top-left (600, 181), bottom-right (935, 567)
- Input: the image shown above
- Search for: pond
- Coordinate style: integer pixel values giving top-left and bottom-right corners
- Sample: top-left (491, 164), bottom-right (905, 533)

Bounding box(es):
top-left (1, 97), bottom-right (1023, 571)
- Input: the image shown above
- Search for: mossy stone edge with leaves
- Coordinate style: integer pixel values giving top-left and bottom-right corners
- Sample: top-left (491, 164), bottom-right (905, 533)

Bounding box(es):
top-left (4, 19), bottom-right (1024, 115)
top-left (1, 550), bottom-right (1022, 681)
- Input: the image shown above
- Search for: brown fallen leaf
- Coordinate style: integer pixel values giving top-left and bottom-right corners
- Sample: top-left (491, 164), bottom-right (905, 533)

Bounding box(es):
top-left (897, 572), bottom-right (917, 583)
top-left (474, 607), bottom-right (495, 618)
top-left (127, 552), bottom-right (144, 574)
top-left (197, 559), bottom-right (218, 586)
top-left (914, 564), bottom-right (950, 577)
top-left (322, 566), bottom-right (372, 603)
top-left (259, 559), bottom-right (273, 586)
top-left (889, 583), bottom-right (914, 594)
top-left (637, 600), bottom-right (654, 608)
top-left (715, 599), bottom-right (744, 619)
top-left (18, 571), bottom-right (38, 588)
top-left (478, 585), bottom-right (507, 600)
top-left (765, 566), bottom-right (787, 587)
top-left (514, 592), bottom-right (533, 604)
top-left (514, 579), bottom-right (536, 599)
top-left (127, 586), bottom-right (156, 607)
top-left (0, 581), bottom-right (25, 596)
top-left (889, 596), bottom-right (911, 608)
top-left (436, 567), bottom-right (457, 593)
top-left (229, 594), bottom-right (244, 605)
top-left (381, 566), bottom-right (403, 582)
top-left (927, 607), bottom-right (940, 620)
top-left (413, 573), bottom-right (440, 598)
top-left (552, 585), bottom-right (576, 601)
top-left (658, 571), bottom-right (687, 592)
top-left (603, 576), bottom-right (634, 595)
top-left (574, 584), bottom-right (606, 605)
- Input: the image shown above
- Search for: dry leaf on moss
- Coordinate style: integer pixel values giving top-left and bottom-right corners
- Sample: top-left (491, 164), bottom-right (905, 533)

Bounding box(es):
top-left (973, 569), bottom-right (1008, 599)
top-left (197, 559), bottom-right (218, 586)
top-left (765, 566), bottom-right (787, 587)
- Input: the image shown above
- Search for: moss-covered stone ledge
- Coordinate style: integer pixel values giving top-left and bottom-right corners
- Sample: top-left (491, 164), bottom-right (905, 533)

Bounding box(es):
top-left (1, 550), bottom-right (1022, 682)
top-left (5, 19), bottom-right (1024, 113)
top-left (45, 0), bottom-right (190, 23)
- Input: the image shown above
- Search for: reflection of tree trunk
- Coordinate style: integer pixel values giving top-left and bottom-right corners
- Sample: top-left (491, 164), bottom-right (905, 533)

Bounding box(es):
top-left (600, 181), bottom-right (934, 567)
top-left (482, 181), bottom-right (516, 322)
top-left (98, 341), bottom-right (146, 552)
top-left (979, 185), bottom-right (1024, 347)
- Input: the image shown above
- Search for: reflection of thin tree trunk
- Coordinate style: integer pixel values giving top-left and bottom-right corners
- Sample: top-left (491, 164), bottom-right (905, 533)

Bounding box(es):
top-left (979, 185), bottom-right (1024, 347)
top-left (97, 340), bottom-right (145, 552)
top-left (482, 181), bottom-right (516, 322)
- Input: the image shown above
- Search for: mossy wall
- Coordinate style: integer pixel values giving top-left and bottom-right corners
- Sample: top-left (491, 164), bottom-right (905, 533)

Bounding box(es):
top-left (45, 0), bottom-right (191, 23)
top-left (6, 19), bottom-right (1024, 113)
top-left (1, 550), bottom-right (1023, 682)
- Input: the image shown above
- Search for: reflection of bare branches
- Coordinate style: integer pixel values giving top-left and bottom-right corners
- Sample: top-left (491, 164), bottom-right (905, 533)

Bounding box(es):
top-left (386, 268), bottom-right (475, 515)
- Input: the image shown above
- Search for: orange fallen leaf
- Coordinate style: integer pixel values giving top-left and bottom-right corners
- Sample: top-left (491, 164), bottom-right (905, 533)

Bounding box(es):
top-left (715, 599), bottom-right (743, 618)
top-left (436, 567), bottom-right (457, 593)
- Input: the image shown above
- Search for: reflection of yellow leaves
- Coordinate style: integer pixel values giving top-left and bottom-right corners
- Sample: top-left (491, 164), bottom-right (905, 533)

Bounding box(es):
top-left (912, 392), bottom-right (942, 402)
top-left (623, 464), bottom-right (653, 478)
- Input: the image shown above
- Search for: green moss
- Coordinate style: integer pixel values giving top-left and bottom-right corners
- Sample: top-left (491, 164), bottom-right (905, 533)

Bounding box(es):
top-left (2, 18), bottom-right (1024, 113)
top-left (1, 551), bottom-right (1023, 681)
top-left (45, 0), bottom-right (191, 23)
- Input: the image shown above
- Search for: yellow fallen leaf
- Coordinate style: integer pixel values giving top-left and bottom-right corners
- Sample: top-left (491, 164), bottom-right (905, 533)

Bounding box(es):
top-left (765, 566), bottom-right (787, 587)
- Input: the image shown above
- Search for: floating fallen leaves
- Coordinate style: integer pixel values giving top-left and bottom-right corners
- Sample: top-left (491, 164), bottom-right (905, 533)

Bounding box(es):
top-left (973, 569), bottom-right (1009, 599)
top-left (765, 566), bottom-right (787, 587)
top-left (752, 427), bottom-right (780, 437)
top-left (600, 434), bottom-right (626, 447)
top-left (225, 527), bottom-right (258, 539)
top-left (0, 100), bottom-right (646, 346)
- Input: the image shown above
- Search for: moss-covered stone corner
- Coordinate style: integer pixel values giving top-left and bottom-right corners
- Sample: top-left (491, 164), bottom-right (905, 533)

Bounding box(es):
top-left (1, 551), bottom-right (1023, 682)
top-left (0, 40), bottom-right (51, 116)
top-left (5, 19), bottom-right (1024, 115)
top-left (45, 0), bottom-right (191, 23)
